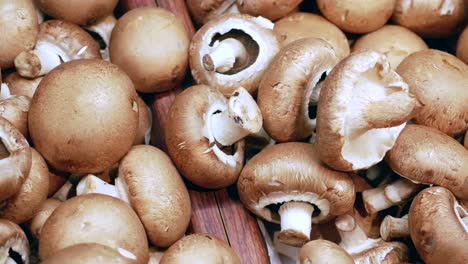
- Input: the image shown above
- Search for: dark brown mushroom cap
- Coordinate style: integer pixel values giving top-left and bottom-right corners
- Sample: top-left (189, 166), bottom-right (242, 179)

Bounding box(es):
top-left (165, 85), bottom-right (245, 189)
top-left (456, 26), bottom-right (468, 64)
top-left (0, 219), bottom-right (30, 264)
top-left (237, 142), bottom-right (355, 224)
top-left (0, 95), bottom-right (30, 138)
top-left (397, 49), bottom-right (468, 138)
top-left (258, 38), bottom-right (339, 142)
top-left (299, 239), bottom-right (354, 264)
top-left (39, 194), bottom-right (148, 263)
top-left (385, 124), bottom-right (468, 200)
top-left (352, 240), bottom-right (409, 264)
top-left (42, 243), bottom-right (137, 264)
top-left (236, 0), bottom-right (302, 21)
top-left (36, 0), bottom-right (118, 26)
top-left (4, 73), bottom-right (42, 99)
top-left (160, 234), bottom-right (241, 264)
top-left (409, 187), bottom-right (468, 264)
top-left (187, 0), bottom-right (237, 25)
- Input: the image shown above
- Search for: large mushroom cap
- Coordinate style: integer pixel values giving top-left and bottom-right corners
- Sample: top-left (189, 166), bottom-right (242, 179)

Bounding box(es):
top-left (42, 243), bottom-right (137, 264)
top-left (298, 239), bottom-right (354, 264)
top-left (0, 219), bottom-right (30, 264)
top-left (236, 0), bottom-right (302, 21)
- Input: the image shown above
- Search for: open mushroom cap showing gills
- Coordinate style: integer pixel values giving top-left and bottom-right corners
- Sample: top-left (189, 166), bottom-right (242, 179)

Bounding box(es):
top-left (0, 219), bottom-right (30, 264)
top-left (237, 142), bottom-right (355, 247)
top-left (316, 50), bottom-right (420, 172)
top-left (409, 187), bottom-right (468, 264)
top-left (258, 38), bottom-right (339, 142)
top-left (190, 13), bottom-right (280, 96)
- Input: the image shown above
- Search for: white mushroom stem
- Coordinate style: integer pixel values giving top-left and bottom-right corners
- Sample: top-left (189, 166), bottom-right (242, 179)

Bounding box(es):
top-left (362, 178), bottom-right (422, 214)
top-left (277, 201), bottom-right (314, 246)
top-left (336, 214), bottom-right (379, 253)
top-left (203, 38), bottom-right (248, 73)
top-left (85, 15), bottom-right (117, 61)
top-left (76, 174), bottom-right (130, 204)
top-left (380, 215), bottom-right (409, 241)
top-left (0, 83), bottom-right (11, 100)
top-left (210, 87), bottom-right (262, 146)
top-left (246, 127), bottom-right (275, 149)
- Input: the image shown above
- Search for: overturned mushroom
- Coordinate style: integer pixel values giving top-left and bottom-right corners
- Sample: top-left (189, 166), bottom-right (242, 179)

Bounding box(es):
top-left (0, 96), bottom-right (31, 138)
top-left (298, 239), bottom-right (354, 264)
top-left (42, 243), bottom-right (137, 264)
top-left (187, 0), bottom-right (239, 25)
top-left (236, 0), bottom-right (302, 21)
top-left (0, 219), bottom-right (30, 264)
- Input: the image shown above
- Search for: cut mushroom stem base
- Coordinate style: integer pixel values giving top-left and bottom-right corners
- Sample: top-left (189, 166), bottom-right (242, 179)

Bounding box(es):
top-left (202, 38), bottom-right (248, 73)
top-left (277, 201), bottom-right (314, 247)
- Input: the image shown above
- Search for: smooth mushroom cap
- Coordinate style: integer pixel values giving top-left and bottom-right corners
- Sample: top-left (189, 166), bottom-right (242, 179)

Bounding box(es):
top-left (0, 219), bottom-right (30, 264)
top-left (36, 0), bottom-right (118, 25)
top-left (0, 0), bottom-right (38, 69)
top-left (118, 145), bottom-right (191, 248)
top-left (28, 198), bottom-right (62, 239)
top-left (456, 26), bottom-right (468, 64)
top-left (258, 38), bottom-right (339, 142)
top-left (110, 7), bottom-right (190, 93)
top-left (409, 187), bottom-right (468, 264)
top-left (28, 59), bottom-right (139, 174)
top-left (392, 0), bottom-right (466, 38)
top-left (42, 243), bottom-right (137, 264)
top-left (352, 25), bottom-right (428, 69)
top-left (236, 0), bottom-right (302, 21)
top-left (133, 95), bottom-right (151, 145)
top-left (298, 239), bottom-right (354, 264)
top-left (187, 0), bottom-right (238, 25)
top-left (160, 234), bottom-right (241, 264)
top-left (0, 95), bottom-right (30, 138)
top-left (39, 194), bottom-right (148, 263)
top-left (385, 124), bottom-right (468, 200)
top-left (316, 0), bottom-right (395, 34)
top-left (396, 49), bottom-right (468, 138)
top-left (3, 73), bottom-right (42, 99)
top-left (238, 142), bottom-right (355, 224)
top-left (273, 12), bottom-right (350, 60)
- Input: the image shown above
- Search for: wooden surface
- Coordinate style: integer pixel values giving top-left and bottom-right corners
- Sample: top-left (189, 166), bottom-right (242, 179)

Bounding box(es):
top-left (118, 1), bottom-right (269, 263)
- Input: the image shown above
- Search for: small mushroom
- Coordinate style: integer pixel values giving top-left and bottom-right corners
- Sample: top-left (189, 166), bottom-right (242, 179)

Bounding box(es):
top-left (28, 198), bottom-right (62, 239)
top-left (2, 73), bottom-right (42, 99)
top-left (409, 187), bottom-right (468, 264)
top-left (42, 243), bottom-right (137, 264)
top-left (133, 95), bottom-right (152, 145)
top-left (166, 85), bottom-right (261, 188)
top-left (456, 26), bottom-right (468, 64)
top-left (0, 96), bottom-right (31, 138)
top-left (257, 38), bottom-right (339, 142)
top-left (160, 234), bottom-right (241, 264)
top-left (0, 219), bottom-right (30, 264)
top-left (236, 0), bottom-right (302, 21)
top-left (298, 239), bottom-right (354, 264)
top-left (385, 124), bottom-right (468, 200)
top-left (237, 142), bottom-right (355, 246)
top-left (190, 13), bottom-right (280, 95)
top-left (187, 0), bottom-right (239, 25)
top-left (14, 20), bottom-right (102, 78)
top-left (316, 50), bottom-right (419, 172)
top-left (380, 214), bottom-right (410, 241)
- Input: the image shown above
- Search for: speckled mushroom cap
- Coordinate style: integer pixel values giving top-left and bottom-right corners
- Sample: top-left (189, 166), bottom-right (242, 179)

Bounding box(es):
top-left (258, 38), bottom-right (339, 142)
top-left (3, 73), bottom-right (42, 99)
top-left (236, 0), bottom-right (302, 21)
top-left (396, 49), bottom-right (468, 138)
top-left (409, 187), bottom-right (468, 264)
top-left (42, 243), bottom-right (137, 264)
top-left (316, 50), bottom-right (418, 172)
top-left (273, 12), bottom-right (350, 60)
top-left (352, 25), bottom-right (428, 69)
top-left (456, 26), bottom-right (468, 64)
top-left (190, 13), bottom-right (280, 95)
top-left (298, 239), bottom-right (354, 264)
top-left (237, 142), bottom-right (355, 224)
top-left (0, 219), bottom-right (30, 264)
top-left (187, 0), bottom-right (237, 25)
top-left (392, 0), bottom-right (466, 38)
top-left (0, 95), bottom-right (31, 138)
top-left (385, 124), bottom-right (468, 200)
top-left (160, 234), bottom-right (241, 264)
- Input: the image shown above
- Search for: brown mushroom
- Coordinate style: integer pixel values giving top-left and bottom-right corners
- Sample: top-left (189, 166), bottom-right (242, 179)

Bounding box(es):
top-left (380, 214), bottom-right (410, 241)
top-left (298, 239), bottom-right (354, 264)
top-left (133, 95), bottom-right (152, 145)
top-left (456, 26), bottom-right (468, 64)
top-left (2, 73), bottom-right (42, 99)
top-left (0, 219), bottom-right (30, 263)
top-left (109, 7), bottom-right (190, 93)
top-left (0, 0), bottom-right (38, 69)
top-left (187, 0), bottom-right (239, 25)
top-left (236, 0), bottom-right (302, 21)
top-left (28, 198), bottom-right (62, 239)
top-left (257, 38), bottom-right (339, 142)
top-left (237, 142), bottom-right (355, 246)
top-left (42, 243), bottom-right (137, 264)
top-left (160, 234), bottom-right (241, 264)
top-left (409, 187), bottom-right (468, 264)
top-left (190, 13), bottom-right (280, 95)
top-left (316, 50), bottom-right (419, 172)
top-left (14, 20), bottom-right (102, 78)
top-left (0, 96), bottom-right (30, 138)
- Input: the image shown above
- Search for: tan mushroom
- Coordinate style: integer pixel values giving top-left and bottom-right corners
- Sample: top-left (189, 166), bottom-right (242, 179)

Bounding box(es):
top-left (456, 26), bottom-right (468, 64)
top-left (187, 0), bottom-right (239, 25)
top-left (42, 243), bottom-right (137, 264)
top-left (316, 50), bottom-right (419, 172)
top-left (160, 234), bottom-right (241, 264)
top-left (238, 142), bottom-right (355, 246)
top-left (0, 96), bottom-right (30, 138)
top-left (28, 198), bottom-right (62, 239)
top-left (190, 13), bottom-right (280, 95)
top-left (2, 73), bottom-right (42, 100)
top-left (409, 187), bottom-right (468, 264)
top-left (258, 38), bottom-right (339, 142)
top-left (236, 0), bottom-right (302, 21)
top-left (0, 219), bottom-right (30, 264)
top-left (0, 0), bottom-right (38, 69)
top-left (298, 239), bottom-right (354, 264)
top-left (14, 20), bottom-right (101, 78)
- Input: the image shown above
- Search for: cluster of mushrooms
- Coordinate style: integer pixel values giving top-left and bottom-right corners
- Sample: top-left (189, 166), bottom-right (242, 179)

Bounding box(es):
top-left (0, 0), bottom-right (466, 263)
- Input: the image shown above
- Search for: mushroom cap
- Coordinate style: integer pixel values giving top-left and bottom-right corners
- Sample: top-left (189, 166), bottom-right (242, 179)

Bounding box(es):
top-left (316, 0), bottom-right (395, 34)
top-left (39, 194), bottom-right (148, 263)
top-left (396, 49), bottom-right (468, 137)
top-left (298, 239), bottom-right (354, 264)
top-left (4, 73), bottom-right (42, 99)
top-left (28, 198), bottom-right (62, 239)
top-left (190, 13), bottom-right (280, 95)
top-left (28, 59), bottom-right (138, 174)
top-left (236, 0), bottom-right (302, 21)
top-left (352, 25), bottom-right (428, 69)
top-left (409, 187), bottom-right (468, 264)
top-left (0, 148), bottom-right (49, 224)
top-left (0, 219), bottom-right (30, 264)
top-left (187, 0), bottom-right (237, 25)
top-left (160, 234), bottom-right (241, 264)
top-left (385, 124), bottom-right (468, 200)
top-left (118, 145), bottom-right (191, 248)
top-left (42, 243), bottom-right (137, 264)
top-left (273, 12), bottom-right (350, 60)
top-left (109, 7), bottom-right (190, 93)
top-left (456, 26), bottom-right (468, 64)
top-left (0, 0), bottom-right (38, 69)
top-left (133, 95), bottom-right (151, 145)
top-left (165, 85), bottom-right (245, 189)
top-left (392, 0), bottom-right (466, 38)
top-left (237, 142), bottom-right (355, 224)
top-left (258, 38), bottom-right (339, 142)
top-left (36, 0), bottom-right (118, 26)
top-left (0, 95), bottom-right (30, 138)
top-left (352, 240), bottom-right (409, 264)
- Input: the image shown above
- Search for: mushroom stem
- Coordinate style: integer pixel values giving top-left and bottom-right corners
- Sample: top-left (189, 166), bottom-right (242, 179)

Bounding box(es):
top-left (336, 214), bottom-right (378, 252)
top-left (277, 201), bottom-right (314, 247)
top-left (202, 38), bottom-right (248, 73)
top-left (0, 83), bottom-right (11, 100)
top-left (85, 15), bottom-right (117, 61)
top-left (209, 87), bottom-right (262, 146)
top-left (362, 178), bottom-right (422, 214)
top-left (380, 215), bottom-right (409, 241)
